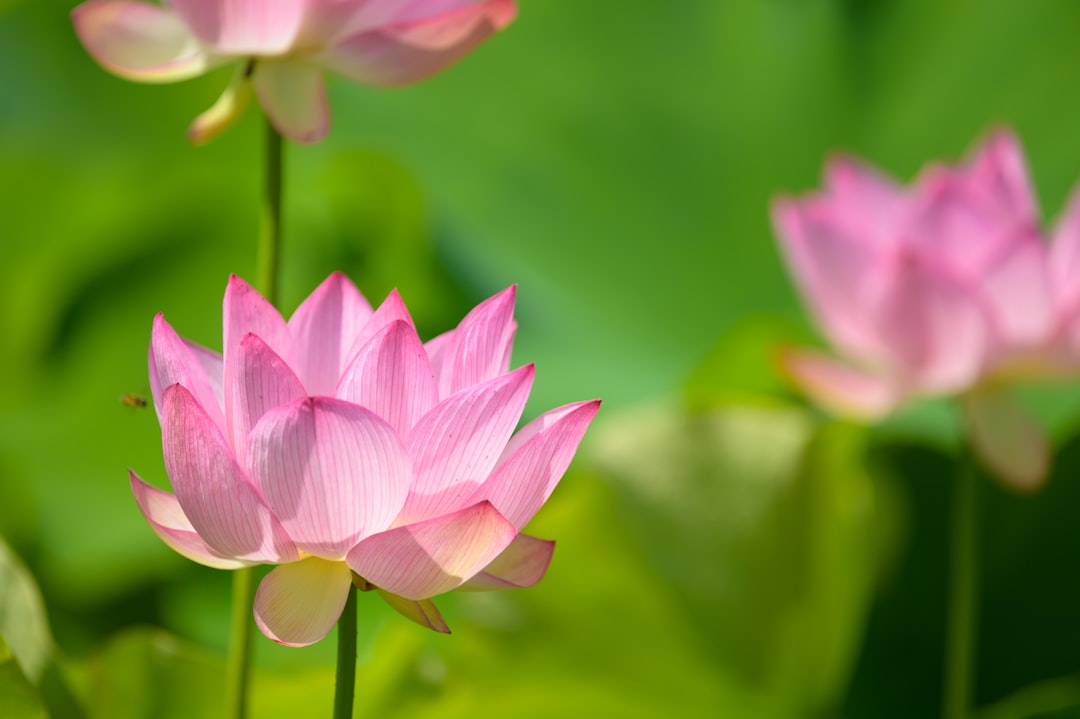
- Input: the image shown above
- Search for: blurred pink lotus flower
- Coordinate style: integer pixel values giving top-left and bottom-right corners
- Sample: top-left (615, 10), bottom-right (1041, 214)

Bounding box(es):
top-left (773, 129), bottom-right (1080, 491)
top-left (131, 273), bottom-right (598, 646)
top-left (72, 0), bottom-right (516, 143)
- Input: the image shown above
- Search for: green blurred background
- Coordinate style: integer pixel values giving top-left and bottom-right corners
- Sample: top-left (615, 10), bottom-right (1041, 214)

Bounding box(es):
top-left (4, 0), bottom-right (1080, 717)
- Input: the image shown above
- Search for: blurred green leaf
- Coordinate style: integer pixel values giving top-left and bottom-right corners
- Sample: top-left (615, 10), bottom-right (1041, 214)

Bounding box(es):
top-left (684, 314), bottom-right (814, 411)
top-left (979, 674), bottom-right (1080, 719)
top-left (0, 537), bottom-right (52, 683)
top-left (589, 400), bottom-right (896, 715)
top-left (79, 628), bottom-right (224, 719)
top-left (0, 644), bottom-right (47, 719)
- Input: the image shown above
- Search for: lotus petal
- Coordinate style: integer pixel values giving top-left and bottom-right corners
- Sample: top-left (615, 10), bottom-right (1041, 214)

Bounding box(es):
top-left (399, 365), bottom-right (533, 523)
top-left (253, 557), bottom-right (353, 646)
top-left (170, 0), bottom-right (307, 54)
top-left (427, 285), bottom-right (516, 397)
top-left (287, 271), bottom-right (372, 396)
top-left (472, 400), bottom-right (599, 529)
top-left (459, 533), bottom-right (554, 591)
top-left (962, 389), bottom-right (1049, 493)
top-left (318, 0), bottom-right (516, 87)
top-left (150, 314), bottom-right (226, 432)
top-left (374, 588), bottom-right (450, 633)
top-left (778, 348), bottom-right (898, 419)
top-left (248, 397), bottom-right (409, 559)
top-left (251, 58), bottom-right (330, 144)
top-left (72, 0), bottom-right (219, 82)
top-left (347, 501), bottom-right (517, 599)
top-left (129, 471), bottom-right (253, 569)
top-left (162, 385), bottom-right (298, 563)
top-left (336, 320), bottom-right (439, 438)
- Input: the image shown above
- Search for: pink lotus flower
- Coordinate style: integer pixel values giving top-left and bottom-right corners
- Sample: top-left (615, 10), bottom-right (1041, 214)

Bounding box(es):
top-left (131, 273), bottom-right (598, 646)
top-left (72, 0), bottom-right (516, 143)
top-left (772, 130), bottom-right (1080, 491)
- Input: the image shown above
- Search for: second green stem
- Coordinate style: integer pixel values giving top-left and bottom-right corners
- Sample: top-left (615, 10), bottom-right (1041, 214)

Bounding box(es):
top-left (943, 446), bottom-right (978, 719)
top-left (334, 584), bottom-right (359, 719)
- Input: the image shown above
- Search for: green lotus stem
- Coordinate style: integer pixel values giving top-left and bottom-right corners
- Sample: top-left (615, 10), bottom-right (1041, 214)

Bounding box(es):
top-left (943, 443), bottom-right (979, 719)
top-left (225, 566), bottom-right (256, 719)
top-left (258, 116), bottom-right (284, 306)
top-left (226, 115), bottom-right (285, 719)
top-left (334, 584), bottom-right (359, 719)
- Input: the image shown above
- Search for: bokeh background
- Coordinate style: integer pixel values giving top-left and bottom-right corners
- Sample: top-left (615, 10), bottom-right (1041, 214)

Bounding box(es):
top-left (4, 1), bottom-right (1080, 717)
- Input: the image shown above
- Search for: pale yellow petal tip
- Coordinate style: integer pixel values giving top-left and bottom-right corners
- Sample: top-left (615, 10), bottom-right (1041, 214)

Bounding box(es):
top-left (963, 390), bottom-right (1051, 494)
top-left (977, 440), bottom-right (1050, 495)
top-left (187, 71), bottom-right (253, 146)
top-left (375, 589), bottom-right (451, 634)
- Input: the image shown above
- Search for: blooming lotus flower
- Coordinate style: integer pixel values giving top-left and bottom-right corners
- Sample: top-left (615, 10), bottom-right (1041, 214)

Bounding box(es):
top-left (72, 0), bottom-right (516, 143)
top-left (772, 129), bottom-right (1080, 491)
top-left (132, 273), bottom-right (598, 645)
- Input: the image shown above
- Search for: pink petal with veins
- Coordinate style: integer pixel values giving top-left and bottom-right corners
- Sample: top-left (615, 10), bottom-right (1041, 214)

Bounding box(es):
top-left (336, 320), bottom-right (439, 438)
top-left (129, 471), bottom-right (253, 569)
top-left (248, 397), bottom-right (409, 559)
top-left (150, 314), bottom-right (226, 435)
top-left (459, 533), bottom-right (554, 591)
top-left (427, 285), bottom-right (516, 397)
top-left (161, 385), bottom-right (299, 563)
top-left (287, 271), bottom-right (373, 396)
top-left (347, 501), bottom-right (517, 599)
top-left (471, 400), bottom-right (599, 529)
top-left (399, 365), bottom-right (533, 524)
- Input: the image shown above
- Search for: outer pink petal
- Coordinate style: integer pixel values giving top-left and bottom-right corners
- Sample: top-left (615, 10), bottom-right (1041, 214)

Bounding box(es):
top-left (981, 230), bottom-right (1055, 348)
top-left (149, 314), bottom-right (226, 434)
top-left (182, 338), bottom-right (224, 412)
top-left (169, 0), bottom-right (306, 54)
top-left (822, 155), bottom-right (907, 247)
top-left (223, 274), bottom-right (294, 440)
top-left (162, 385), bottom-right (299, 562)
top-left (72, 0), bottom-right (219, 82)
top-left (306, 0), bottom-right (492, 39)
top-left (470, 400), bottom-right (599, 530)
top-left (347, 501), bottom-right (517, 600)
top-left (906, 170), bottom-right (1020, 271)
top-left (872, 254), bottom-right (992, 394)
top-left (248, 397), bottom-right (410, 559)
top-left (341, 289), bottom-right (417, 369)
top-left (300, 0), bottom-right (486, 45)
top-left (287, 272), bottom-right (373, 397)
top-left (228, 334), bottom-right (307, 462)
top-left (772, 199), bottom-right (889, 362)
top-left (428, 285), bottom-right (516, 397)
top-left (251, 59), bottom-right (330, 144)
top-left (459, 533), bottom-right (554, 591)
top-left (336, 320), bottom-right (439, 437)
top-left (317, 0), bottom-right (516, 87)
top-left (399, 365), bottom-right (533, 524)
top-left (129, 471), bottom-right (253, 569)
top-left (962, 128), bottom-right (1039, 229)
top-left (778, 348), bottom-right (899, 419)
top-left (253, 558), bottom-right (353, 647)
top-left (962, 389), bottom-right (1049, 493)
top-left (1050, 185), bottom-right (1080, 314)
